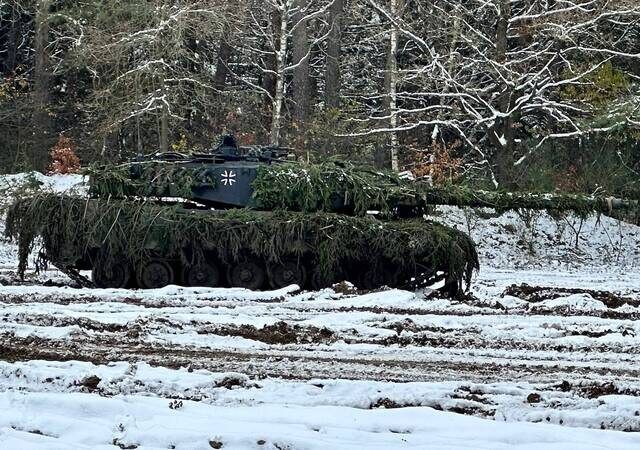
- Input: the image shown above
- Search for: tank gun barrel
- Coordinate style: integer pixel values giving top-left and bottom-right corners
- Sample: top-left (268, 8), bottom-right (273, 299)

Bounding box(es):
top-left (250, 162), bottom-right (639, 219)
top-left (418, 186), bottom-right (639, 216)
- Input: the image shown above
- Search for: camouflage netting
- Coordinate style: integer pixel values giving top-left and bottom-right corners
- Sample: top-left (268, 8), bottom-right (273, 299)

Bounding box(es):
top-left (4, 193), bottom-right (479, 290)
top-left (87, 162), bottom-right (216, 199)
top-left (86, 160), bottom-right (639, 219)
top-left (253, 162), bottom-right (640, 218)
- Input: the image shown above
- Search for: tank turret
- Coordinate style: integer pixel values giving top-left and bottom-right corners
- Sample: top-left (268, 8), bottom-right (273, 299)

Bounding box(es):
top-left (88, 148), bottom-right (639, 221)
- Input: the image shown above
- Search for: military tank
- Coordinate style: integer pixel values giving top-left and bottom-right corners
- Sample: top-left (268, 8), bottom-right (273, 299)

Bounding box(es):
top-left (4, 136), bottom-right (479, 296)
top-left (5, 135), bottom-right (638, 295)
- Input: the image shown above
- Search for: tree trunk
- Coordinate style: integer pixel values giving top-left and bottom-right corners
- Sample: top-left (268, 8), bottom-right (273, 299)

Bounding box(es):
top-left (388, 0), bottom-right (400, 171)
top-left (159, 78), bottom-right (169, 153)
top-left (269, 11), bottom-right (289, 146)
top-left (31, 0), bottom-right (53, 170)
top-left (213, 33), bottom-right (233, 131)
top-left (495, 0), bottom-right (509, 64)
top-left (491, 0), bottom-right (514, 185)
top-left (291, 0), bottom-right (310, 127)
top-left (214, 35), bottom-right (233, 91)
top-left (325, 0), bottom-right (344, 110)
top-left (4, 1), bottom-right (20, 73)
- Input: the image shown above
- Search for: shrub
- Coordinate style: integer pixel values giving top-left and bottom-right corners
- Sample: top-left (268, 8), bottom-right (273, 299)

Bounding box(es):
top-left (47, 136), bottom-right (81, 175)
top-left (407, 140), bottom-right (463, 186)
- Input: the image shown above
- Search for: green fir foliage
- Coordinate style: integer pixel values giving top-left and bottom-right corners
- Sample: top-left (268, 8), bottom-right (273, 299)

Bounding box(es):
top-left (87, 162), bottom-right (216, 199)
top-left (562, 62), bottom-right (630, 110)
top-left (251, 161), bottom-right (417, 216)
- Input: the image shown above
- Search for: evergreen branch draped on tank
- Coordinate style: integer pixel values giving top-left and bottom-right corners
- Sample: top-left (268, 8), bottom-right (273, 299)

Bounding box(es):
top-left (251, 161), bottom-right (417, 215)
top-left (253, 162), bottom-right (639, 218)
top-left (87, 162), bottom-right (216, 199)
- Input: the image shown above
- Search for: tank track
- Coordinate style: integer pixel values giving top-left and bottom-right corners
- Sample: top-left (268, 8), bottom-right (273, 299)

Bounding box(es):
top-left (84, 251), bottom-right (451, 293)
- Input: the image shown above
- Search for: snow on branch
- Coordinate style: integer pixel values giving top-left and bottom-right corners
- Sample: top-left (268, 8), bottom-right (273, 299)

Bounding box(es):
top-left (345, 0), bottom-right (640, 180)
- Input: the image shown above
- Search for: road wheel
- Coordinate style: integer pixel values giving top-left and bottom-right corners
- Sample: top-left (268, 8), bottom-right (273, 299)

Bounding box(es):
top-left (268, 259), bottom-right (306, 289)
top-left (228, 261), bottom-right (266, 290)
top-left (137, 259), bottom-right (175, 289)
top-left (357, 266), bottom-right (385, 290)
top-left (310, 269), bottom-right (336, 290)
top-left (92, 259), bottom-right (131, 289)
top-left (183, 262), bottom-right (221, 288)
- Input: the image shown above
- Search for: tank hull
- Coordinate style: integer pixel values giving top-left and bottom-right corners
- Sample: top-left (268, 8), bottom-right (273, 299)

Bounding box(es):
top-left (5, 194), bottom-right (479, 294)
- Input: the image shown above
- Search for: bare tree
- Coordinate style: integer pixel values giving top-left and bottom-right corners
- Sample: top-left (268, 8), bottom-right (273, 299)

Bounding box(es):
top-left (234, 0), bottom-right (336, 145)
top-left (2, 0), bottom-right (639, 175)
top-left (324, 0), bottom-right (344, 109)
top-left (353, 0), bottom-right (640, 181)
top-left (76, 0), bottom-right (230, 155)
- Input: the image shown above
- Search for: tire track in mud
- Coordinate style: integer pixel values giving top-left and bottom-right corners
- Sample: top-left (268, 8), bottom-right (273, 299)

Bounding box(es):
top-left (4, 305), bottom-right (640, 356)
top-left (3, 333), bottom-right (640, 385)
top-left (3, 279), bottom-right (640, 433)
top-left (2, 292), bottom-right (640, 320)
top-left (2, 279), bottom-right (640, 386)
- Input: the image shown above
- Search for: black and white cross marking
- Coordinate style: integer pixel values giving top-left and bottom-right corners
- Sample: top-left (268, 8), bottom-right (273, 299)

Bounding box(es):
top-left (221, 170), bottom-right (236, 186)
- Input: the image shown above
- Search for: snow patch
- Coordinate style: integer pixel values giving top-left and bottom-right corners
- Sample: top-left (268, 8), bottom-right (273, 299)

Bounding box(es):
top-left (535, 294), bottom-right (608, 314)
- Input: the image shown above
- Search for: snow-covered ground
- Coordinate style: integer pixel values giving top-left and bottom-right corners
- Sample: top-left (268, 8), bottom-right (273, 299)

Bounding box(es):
top-left (1, 173), bottom-right (640, 449)
top-left (3, 374), bottom-right (639, 450)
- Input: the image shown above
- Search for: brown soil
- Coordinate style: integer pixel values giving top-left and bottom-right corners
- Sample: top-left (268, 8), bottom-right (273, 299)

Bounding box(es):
top-left (80, 375), bottom-right (101, 391)
top-left (7, 314), bottom-right (130, 333)
top-left (3, 333), bottom-right (640, 385)
top-left (369, 397), bottom-right (494, 417)
top-left (550, 380), bottom-right (640, 399)
top-left (372, 332), bottom-right (640, 355)
top-left (202, 321), bottom-right (335, 345)
top-left (527, 393), bottom-right (542, 403)
top-left (504, 284), bottom-right (640, 308)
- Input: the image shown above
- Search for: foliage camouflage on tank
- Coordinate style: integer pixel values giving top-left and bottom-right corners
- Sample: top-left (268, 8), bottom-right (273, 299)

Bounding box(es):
top-left (87, 160), bottom-right (639, 219)
top-left (253, 162), bottom-right (640, 218)
top-left (4, 193), bottom-right (479, 293)
top-left (250, 161), bottom-right (417, 215)
top-left (87, 162), bottom-right (216, 199)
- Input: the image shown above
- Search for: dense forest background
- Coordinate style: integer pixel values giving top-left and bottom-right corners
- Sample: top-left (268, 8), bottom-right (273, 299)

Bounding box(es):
top-left (0, 0), bottom-right (639, 194)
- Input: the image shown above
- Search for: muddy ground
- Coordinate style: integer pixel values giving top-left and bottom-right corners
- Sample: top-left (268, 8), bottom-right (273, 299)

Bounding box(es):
top-left (1, 267), bottom-right (640, 432)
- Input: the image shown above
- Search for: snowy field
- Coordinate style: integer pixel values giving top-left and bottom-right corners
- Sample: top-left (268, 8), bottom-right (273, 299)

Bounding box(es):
top-left (1, 173), bottom-right (640, 449)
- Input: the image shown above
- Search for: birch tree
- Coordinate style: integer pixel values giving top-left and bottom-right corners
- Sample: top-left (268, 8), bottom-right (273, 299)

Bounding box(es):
top-left (235, 0), bottom-right (336, 146)
top-left (387, 0), bottom-right (400, 171)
